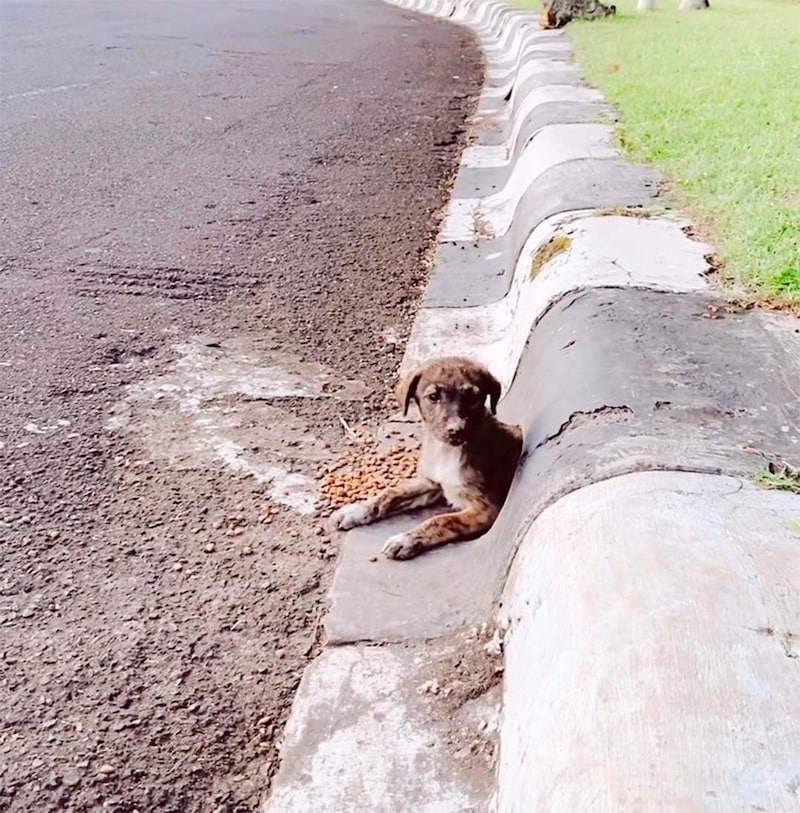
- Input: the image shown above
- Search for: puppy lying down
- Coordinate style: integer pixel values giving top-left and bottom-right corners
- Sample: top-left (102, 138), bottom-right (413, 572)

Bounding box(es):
top-left (330, 357), bottom-right (523, 560)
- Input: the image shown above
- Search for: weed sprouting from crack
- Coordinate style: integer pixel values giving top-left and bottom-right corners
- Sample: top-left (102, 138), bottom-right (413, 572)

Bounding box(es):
top-left (530, 233), bottom-right (572, 279)
top-left (783, 519), bottom-right (800, 534)
top-left (753, 460), bottom-right (800, 494)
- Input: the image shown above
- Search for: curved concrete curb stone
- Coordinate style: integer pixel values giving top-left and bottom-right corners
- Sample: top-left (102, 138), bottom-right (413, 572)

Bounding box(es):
top-left (440, 123), bottom-right (619, 241)
top-left (402, 212), bottom-right (712, 385)
top-left (327, 290), bottom-right (800, 646)
top-left (263, 0), bottom-right (800, 810)
top-left (497, 472), bottom-right (800, 812)
top-left (427, 158), bottom-right (660, 307)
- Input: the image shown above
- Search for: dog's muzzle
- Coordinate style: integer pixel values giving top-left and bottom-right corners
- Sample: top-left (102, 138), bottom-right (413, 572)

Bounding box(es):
top-left (444, 423), bottom-right (468, 445)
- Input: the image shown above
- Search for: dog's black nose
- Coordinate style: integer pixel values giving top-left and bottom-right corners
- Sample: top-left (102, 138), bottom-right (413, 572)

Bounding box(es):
top-left (446, 429), bottom-right (466, 444)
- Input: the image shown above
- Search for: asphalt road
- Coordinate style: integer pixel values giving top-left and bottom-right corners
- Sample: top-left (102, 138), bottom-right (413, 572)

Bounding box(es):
top-left (0, 1), bottom-right (481, 810)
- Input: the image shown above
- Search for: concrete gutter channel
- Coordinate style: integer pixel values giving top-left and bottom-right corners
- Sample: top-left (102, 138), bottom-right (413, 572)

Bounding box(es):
top-left (263, 1), bottom-right (800, 811)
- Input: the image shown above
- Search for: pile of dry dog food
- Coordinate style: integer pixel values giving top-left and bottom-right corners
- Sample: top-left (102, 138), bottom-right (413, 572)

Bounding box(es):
top-left (315, 435), bottom-right (420, 517)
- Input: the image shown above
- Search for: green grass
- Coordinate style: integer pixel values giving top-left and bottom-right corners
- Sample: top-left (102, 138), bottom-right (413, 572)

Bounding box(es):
top-left (784, 519), bottom-right (800, 534)
top-left (754, 463), bottom-right (800, 494)
top-left (518, 0), bottom-right (800, 303)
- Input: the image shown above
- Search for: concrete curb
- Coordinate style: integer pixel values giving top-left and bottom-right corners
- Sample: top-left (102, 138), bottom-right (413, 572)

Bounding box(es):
top-left (497, 471), bottom-right (800, 811)
top-left (263, 1), bottom-right (800, 810)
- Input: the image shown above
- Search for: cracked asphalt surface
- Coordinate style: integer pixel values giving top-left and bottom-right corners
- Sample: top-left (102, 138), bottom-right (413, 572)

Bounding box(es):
top-left (0, 0), bottom-right (482, 809)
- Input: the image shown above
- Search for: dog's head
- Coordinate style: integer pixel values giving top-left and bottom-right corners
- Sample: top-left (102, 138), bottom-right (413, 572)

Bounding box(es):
top-left (396, 357), bottom-right (502, 446)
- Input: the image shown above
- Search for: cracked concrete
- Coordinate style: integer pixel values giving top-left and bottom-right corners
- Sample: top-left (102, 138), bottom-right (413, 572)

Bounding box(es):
top-left (532, 404), bottom-right (633, 450)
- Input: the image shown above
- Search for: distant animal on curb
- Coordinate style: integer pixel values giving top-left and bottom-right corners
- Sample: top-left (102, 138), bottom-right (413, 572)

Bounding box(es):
top-left (329, 357), bottom-right (523, 560)
top-left (540, 0), bottom-right (616, 29)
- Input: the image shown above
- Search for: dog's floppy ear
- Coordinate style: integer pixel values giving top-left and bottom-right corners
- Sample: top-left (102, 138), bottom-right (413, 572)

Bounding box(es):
top-left (396, 370), bottom-right (422, 417)
top-left (478, 367), bottom-right (502, 414)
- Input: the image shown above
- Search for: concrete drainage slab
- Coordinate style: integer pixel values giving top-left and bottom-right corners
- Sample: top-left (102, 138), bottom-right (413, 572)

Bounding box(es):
top-left (263, 0), bottom-right (800, 810)
top-left (263, 637), bottom-right (500, 813)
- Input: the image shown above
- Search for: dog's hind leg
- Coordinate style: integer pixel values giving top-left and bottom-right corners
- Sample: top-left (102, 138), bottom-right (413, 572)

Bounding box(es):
top-left (381, 499), bottom-right (498, 560)
top-left (329, 477), bottom-right (443, 531)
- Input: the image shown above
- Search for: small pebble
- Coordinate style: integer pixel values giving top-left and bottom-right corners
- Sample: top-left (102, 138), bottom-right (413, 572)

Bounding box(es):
top-left (62, 767), bottom-right (81, 786)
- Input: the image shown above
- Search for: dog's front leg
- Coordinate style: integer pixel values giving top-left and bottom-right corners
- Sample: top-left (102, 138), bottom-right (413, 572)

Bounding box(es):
top-left (329, 477), bottom-right (443, 531)
top-left (382, 500), bottom-right (498, 560)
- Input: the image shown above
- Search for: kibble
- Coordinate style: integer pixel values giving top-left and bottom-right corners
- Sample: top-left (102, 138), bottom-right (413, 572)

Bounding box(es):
top-left (315, 439), bottom-right (420, 517)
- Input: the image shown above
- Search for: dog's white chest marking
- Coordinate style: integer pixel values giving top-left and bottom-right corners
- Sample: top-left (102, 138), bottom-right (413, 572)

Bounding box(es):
top-left (419, 439), bottom-right (468, 509)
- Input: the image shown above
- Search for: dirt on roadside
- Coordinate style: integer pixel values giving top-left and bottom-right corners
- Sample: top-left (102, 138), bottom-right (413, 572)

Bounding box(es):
top-left (0, 10), bottom-right (483, 813)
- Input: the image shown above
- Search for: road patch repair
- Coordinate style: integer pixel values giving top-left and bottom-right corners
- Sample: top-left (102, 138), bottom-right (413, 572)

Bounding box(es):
top-left (263, 1), bottom-right (800, 810)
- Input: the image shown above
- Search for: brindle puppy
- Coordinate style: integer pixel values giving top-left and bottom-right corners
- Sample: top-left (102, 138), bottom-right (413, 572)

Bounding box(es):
top-left (330, 357), bottom-right (523, 560)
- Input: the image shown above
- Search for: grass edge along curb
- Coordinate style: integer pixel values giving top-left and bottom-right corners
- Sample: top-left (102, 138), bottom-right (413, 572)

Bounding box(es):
top-left (516, 0), bottom-right (800, 308)
top-left (753, 461), bottom-right (800, 495)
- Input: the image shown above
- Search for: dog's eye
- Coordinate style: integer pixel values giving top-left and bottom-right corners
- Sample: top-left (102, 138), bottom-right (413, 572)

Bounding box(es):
top-left (427, 391), bottom-right (440, 403)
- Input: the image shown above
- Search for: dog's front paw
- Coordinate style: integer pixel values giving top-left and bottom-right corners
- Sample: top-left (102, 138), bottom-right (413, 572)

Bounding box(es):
top-left (382, 532), bottom-right (421, 561)
top-left (329, 502), bottom-right (373, 532)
